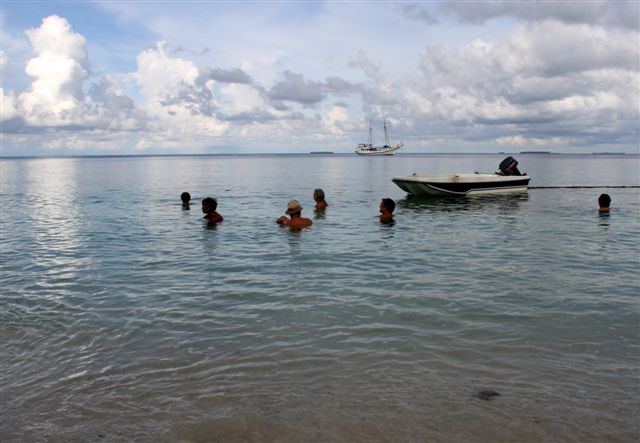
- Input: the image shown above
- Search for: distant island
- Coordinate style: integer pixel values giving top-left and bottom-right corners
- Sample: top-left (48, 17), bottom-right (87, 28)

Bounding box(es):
top-left (592, 152), bottom-right (627, 155)
top-left (309, 151), bottom-right (334, 154)
top-left (520, 151), bottom-right (551, 154)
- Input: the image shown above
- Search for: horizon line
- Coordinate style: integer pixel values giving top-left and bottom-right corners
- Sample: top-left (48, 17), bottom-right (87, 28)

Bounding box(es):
top-left (0, 151), bottom-right (635, 160)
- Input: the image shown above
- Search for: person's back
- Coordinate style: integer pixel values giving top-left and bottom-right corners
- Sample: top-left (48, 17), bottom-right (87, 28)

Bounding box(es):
top-left (286, 212), bottom-right (313, 229)
top-left (277, 199), bottom-right (312, 229)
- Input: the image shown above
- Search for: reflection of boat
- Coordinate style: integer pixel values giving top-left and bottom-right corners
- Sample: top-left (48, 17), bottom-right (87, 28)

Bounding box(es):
top-left (399, 192), bottom-right (529, 214)
top-left (355, 119), bottom-right (402, 156)
top-left (392, 157), bottom-right (531, 196)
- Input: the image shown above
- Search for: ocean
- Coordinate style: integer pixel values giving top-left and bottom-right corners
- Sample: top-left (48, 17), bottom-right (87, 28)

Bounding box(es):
top-left (1, 153), bottom-right (639, 442)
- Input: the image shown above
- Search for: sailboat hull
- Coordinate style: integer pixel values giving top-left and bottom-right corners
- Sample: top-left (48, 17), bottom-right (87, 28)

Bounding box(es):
top-left (355, 145), bottom-right (401, 156)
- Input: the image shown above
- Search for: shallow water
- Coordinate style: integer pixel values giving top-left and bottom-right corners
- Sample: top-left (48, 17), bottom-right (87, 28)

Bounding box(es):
top-left (1, 153), bottom-right (639, 442)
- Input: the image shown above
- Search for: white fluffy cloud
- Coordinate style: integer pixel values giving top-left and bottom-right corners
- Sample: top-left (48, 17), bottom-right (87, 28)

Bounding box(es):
top-left (322, 105), bottom-right (349, 135)
top-left (0, 87), bottom-right (19, 121)
top-left (405, 20), bottom-right (639, 146)
top-left (18, 15), bottom-right (89, 126)
top-left (136, 42), bottom-right (200, 113)
top-left (6, 15), bottom-right (140, 133)
top-left (133, 41), bottom-right (229, 142)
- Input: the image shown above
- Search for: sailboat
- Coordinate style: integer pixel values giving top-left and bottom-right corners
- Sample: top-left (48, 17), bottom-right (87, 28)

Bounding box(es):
top-left (355, 119), bottom-right (403, 156)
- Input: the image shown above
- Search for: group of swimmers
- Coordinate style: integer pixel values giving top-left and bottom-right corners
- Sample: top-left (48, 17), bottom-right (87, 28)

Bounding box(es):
top-left (179, 190), bottom-right (612, 227)
top-left (180, 189), bottom-right (397, 228)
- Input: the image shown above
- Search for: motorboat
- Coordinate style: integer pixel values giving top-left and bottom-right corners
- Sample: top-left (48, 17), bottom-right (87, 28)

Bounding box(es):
top-left (392, 157), bottom-right (531, 196)
top-left (355, 119), bottom-right (403, 156)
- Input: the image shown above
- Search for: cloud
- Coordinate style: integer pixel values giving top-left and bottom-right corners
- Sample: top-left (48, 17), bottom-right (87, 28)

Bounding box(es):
top-left (0, 87), bottom-right (19, 121)
top-left (8, 15), bottom-right (141, 134)
top-left (399, 3), bottom-right (439, 25)
top-left (324, 77), bottom-right (361, 94)
top-left (18, 15), bottom-right (90, 126)
top-left (322, 105), bottom-right (350, 135)
top-left (415, 20), bottom-right (638, 146)
top-left (133, 42), bottom-right (288, 132)
top-left (267, 70), bottom-right (326, 105)
top-left (348, 51), bottom-right (398, 106)
top-left (263, 71), bottom-right (362, 110)
top-left (133, 41), bottom-right (230, 139)
top-left (135, 41), bottom-right (200, 112)
top-left (218, 109), bottom-right (278, 123)
top-left (0, 53), bottom-right (19, 121)
top-left (199, 67), bottom-right (252, 84)
top-left (88, 77), bottom-right (144, 131)
top-left (441, 0), bottom-right (640, 30)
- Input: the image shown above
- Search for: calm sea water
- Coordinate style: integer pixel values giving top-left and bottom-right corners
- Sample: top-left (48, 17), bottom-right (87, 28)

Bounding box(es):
top-left (1, 153), bottom-right (639, 442)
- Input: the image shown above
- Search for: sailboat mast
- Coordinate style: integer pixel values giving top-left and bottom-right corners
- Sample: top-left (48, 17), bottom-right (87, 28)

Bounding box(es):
top-left (384, 119), bottom-right (390, 146)
top-left (368, 119), bottom-right (373, 146)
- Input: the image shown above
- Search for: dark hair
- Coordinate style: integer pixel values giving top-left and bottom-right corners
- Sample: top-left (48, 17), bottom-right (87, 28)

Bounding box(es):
top-left (598, 193), bottom-right (611, 208)
top-left (181, 192), bottom-right (191, 203)
top-left (381, 198), bottom-right (395, 213)
top-left (202, 197), bottom-right (217, 210)
top-left (313, 188), bottom-right (325, 201)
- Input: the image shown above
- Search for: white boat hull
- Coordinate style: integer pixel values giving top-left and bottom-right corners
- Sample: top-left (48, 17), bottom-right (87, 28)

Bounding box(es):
top-left (392, 173), bottom-right (531, 196)
top-left (355, 145), bottom-right (401, 156)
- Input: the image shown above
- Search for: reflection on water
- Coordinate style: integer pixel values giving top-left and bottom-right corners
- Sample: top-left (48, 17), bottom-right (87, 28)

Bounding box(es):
top-left (598, 211), bottom-right (611, 228)
top-left (398, 193), bottom-right (529, 214)
top-left (313, 208), bottom-right (327, 220)
top-left (203, 220), bottom-right (220, 230)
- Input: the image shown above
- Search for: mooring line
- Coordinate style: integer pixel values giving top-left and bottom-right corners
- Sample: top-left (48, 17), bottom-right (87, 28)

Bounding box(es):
top-left (529, 185), bottom-right (640, 189)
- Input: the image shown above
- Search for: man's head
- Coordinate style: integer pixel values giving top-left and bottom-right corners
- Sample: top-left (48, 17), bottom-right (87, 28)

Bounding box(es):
top-left (181, 192), bottom-right (191, 203)
top-left (598, 193), bottom-right (611, 208)
top-left (202, 197), bottom-right (217, 212)
top-left (380, 198), bottom-right (395, 213)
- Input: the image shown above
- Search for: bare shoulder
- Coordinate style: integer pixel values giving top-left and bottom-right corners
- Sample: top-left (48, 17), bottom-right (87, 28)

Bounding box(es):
top-left (206, 212), bottom-right (223, 223)
top-left (290, 218), bottom-right (313, 229)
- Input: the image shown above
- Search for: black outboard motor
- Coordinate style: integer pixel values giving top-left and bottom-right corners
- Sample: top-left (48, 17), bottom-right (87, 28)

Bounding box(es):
top-left (498, 156), bottom-right (522, 176)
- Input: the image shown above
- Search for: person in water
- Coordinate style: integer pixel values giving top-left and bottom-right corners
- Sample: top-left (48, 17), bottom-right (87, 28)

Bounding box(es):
top-left (202, 197), bottom-right (224, 223)
top-left (598, 193), bottom-right (611, 213)
top-left (181, 192), bottom-right (191, 209)
top-left (277, 199), bottom-right (313, 228)
top-left (379, 198), bottom-right (395, 224)
top-left (313, 188), bottom-right (328, 210)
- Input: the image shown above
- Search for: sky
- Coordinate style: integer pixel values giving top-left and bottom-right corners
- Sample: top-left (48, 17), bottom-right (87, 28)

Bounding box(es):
top-left (0, 0), bottom-right (638, 156)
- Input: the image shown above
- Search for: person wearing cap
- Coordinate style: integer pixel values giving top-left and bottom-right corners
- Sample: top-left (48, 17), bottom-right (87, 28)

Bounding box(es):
top-left (277, 199), bottom-right (313, 228)
top-left (598, 193), bottom-right (611, 213)
top-left (379, 198), bottom-right (395, 224)
top-left (202, 197), bottom-right (224, 223)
